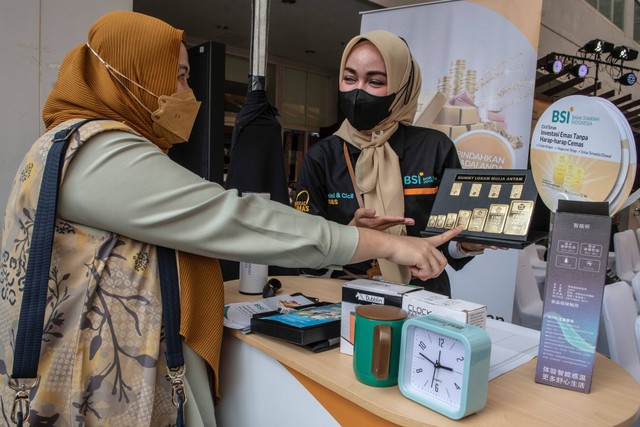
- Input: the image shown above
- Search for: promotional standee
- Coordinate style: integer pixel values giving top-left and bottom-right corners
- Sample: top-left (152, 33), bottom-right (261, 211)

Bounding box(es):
top-left (534, 202), bottom-right (610, 392)
top-left (361, 0), bottom-right (544, 322)
top-left (530, 95), bottom-right (634, 393)
top-left (530, 95), bottom-right (636, 216)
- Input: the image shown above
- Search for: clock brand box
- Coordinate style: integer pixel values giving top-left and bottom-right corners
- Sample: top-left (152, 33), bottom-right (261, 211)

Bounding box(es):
top-left (402, 290), bottom-right (487, 329)
top-left (340, 278), bottom-right (419, 355)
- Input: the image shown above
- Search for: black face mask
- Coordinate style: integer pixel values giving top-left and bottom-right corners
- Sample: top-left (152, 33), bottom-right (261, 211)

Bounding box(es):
top-left (339, 89), bottom-right (395, 131)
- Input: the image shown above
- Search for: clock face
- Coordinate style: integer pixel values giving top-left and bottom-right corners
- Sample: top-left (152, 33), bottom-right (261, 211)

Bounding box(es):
top-left (407, 324), bottom-right (466, 410)
top-left (399, 316), bottom-right (491, 419)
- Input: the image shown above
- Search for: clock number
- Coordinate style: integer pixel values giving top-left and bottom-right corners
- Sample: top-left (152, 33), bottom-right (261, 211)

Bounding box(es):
top-left (455, 382), bottom-right (461, 390)
top-left (419, 341), bottom-right (426, 350)
top-left (438, 338), bottom-right (445, 347)
top-left (456, 356), bottom-right (465, 362)
top-left (434, 383), bottom-right (439, 393)
top-left (416, 368), bottom-right (423, 374)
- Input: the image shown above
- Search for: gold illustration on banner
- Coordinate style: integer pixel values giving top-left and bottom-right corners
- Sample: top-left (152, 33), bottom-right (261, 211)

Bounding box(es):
top-left (510, 184), bottom-right (523, 199)
top-left (450, 182), bottom-right (462, 196)
top-left (444, 213), bottom-right (458, 229)
top-left (456, 210), bottom-right (472, 230)
top-left (488, 184), bottom-right (501, 199)
top-left (436, 214), bottom-right (447, 228)
top-left (504, 200), bottom-right (534, 236)
top-left (484, 204), bottom-right (509, 234)
top-left (572, 166), bottom-right (585, 192)
top-left (468, 208), bottom-right (488, 232)
top-left (469, 183), bottom-right (482, 197)
top-left (427, 215), bottom-right (437, 228)
top-left (564, 163), bottom-right (585, 193)
top-left (553, 153), bottom-right (569, 185)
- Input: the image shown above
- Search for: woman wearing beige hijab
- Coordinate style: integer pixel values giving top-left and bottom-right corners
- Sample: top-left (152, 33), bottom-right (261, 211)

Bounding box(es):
top-left (0, 13), bottom-right (461, 425)
top-left (297, 30), bottom-right (484, 296)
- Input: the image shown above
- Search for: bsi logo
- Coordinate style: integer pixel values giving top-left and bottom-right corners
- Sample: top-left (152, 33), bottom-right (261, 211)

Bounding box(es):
top-left (404, 175), bottom-right (422, 185)
top-left (403, 171), bottom-right (434, 185)
top-left (551, 107), bottom-right (573, 124)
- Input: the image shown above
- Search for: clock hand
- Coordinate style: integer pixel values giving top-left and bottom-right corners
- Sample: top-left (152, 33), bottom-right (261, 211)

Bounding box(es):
top-left (418, 352), bottom-right (436, 366)
top-left (431, 350), bottom-right (442, 389)
top-left (435, 350), bottom-right (442, 368)
top-left (433, 350), bottom-right (454, 371)
top-left (431, 362), bottom-right (436, 388)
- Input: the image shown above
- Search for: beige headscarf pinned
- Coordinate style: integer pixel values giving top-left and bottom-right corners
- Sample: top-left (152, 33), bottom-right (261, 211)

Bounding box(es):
top-left (335, 30), bottom-right (422, 284)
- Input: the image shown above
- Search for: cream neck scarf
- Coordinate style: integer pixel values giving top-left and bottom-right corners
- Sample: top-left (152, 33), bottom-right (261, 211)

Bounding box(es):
top-left (334, 30), bottom-right (422, 284)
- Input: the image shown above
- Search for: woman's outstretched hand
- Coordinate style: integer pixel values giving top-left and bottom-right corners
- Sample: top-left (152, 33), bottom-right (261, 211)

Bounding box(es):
top-left (349, 207), bottom-right (415, 231)
top-left (351, 226), bottom-right (463, 281)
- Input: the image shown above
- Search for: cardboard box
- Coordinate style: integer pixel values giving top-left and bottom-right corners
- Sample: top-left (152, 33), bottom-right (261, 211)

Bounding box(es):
top-left (433, 105), bottom-right (479, 126)
top-left (340, 279), bottom-right (419, 355)
top-left (413, 89), bottom-right (447, 127)
top-left (402, 290), bottom-right (487, 328)
top-left (428, 123), bottom-right (484, 140)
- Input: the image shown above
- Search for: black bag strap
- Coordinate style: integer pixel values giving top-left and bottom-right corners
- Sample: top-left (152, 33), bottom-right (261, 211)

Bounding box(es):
top-left (10, 118), bottom-right (100, 425)
top-left (157, 246), bottom-right (187, 425)
top-left (12, 118), bottom-right (100, 379)
top-left (10, 119), bottom-right (185, 426)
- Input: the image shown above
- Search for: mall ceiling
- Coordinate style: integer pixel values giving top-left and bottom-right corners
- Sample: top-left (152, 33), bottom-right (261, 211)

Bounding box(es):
top-left (133, 0), bottom-right (382, 73)
top-left (534, 64), bottom-right (640, 132)
top-left (134, 0), bottom-right (640, 133)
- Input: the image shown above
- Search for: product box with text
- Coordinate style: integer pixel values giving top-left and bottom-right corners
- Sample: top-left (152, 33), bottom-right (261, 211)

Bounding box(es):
top-left (535, 201), bottom-right (611, 393)
top-left (402, 290), bottom-right (487, 328)
top-left (340, 279), bottom-right (419, 355)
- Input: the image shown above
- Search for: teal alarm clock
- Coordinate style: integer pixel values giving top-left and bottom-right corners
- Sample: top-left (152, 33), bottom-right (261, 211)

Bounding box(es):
top-left (398, 314), bottom-right (491, 419)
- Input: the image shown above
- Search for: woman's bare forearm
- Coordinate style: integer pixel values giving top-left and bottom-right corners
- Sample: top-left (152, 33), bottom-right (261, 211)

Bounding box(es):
top-left (350, 227), bottom-right (463, 281)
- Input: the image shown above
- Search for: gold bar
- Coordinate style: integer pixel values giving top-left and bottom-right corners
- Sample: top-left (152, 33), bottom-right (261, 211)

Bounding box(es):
top-left (455, 210), bottom-right (472, 230)
top-left (483, 204), bottom-right (509, 234)
top-left (510, 184), bottom-right (523, 199)
top-left (503, 200), bottom-right (535, 236)
top-left (450, 182), bottom-right (462, 196)
top-left (444, 213), bottom-right (458, 229)
top-left (468, 208), bottom-right (488, 232)
top-left (469, 183), bottom-right (482, 197)
top-left (488, 184), bottom-right (501, 199)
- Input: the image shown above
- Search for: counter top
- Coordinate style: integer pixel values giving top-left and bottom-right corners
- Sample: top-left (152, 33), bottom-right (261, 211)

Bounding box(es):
top-left (224, 276), bottom-right (640, 426)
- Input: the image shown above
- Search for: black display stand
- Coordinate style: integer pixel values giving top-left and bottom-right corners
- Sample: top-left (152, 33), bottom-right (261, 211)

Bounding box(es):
top-left (421, 168), bottom-right (550, 249)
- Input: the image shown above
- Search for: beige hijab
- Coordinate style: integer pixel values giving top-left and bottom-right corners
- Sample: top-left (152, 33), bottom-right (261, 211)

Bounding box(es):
top-left (335, 30), bottom-right (422, 283)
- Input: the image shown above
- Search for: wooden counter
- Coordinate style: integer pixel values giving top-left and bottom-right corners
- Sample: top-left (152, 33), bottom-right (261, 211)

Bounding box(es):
top-left (223, 276), bottom-right (640, 426)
